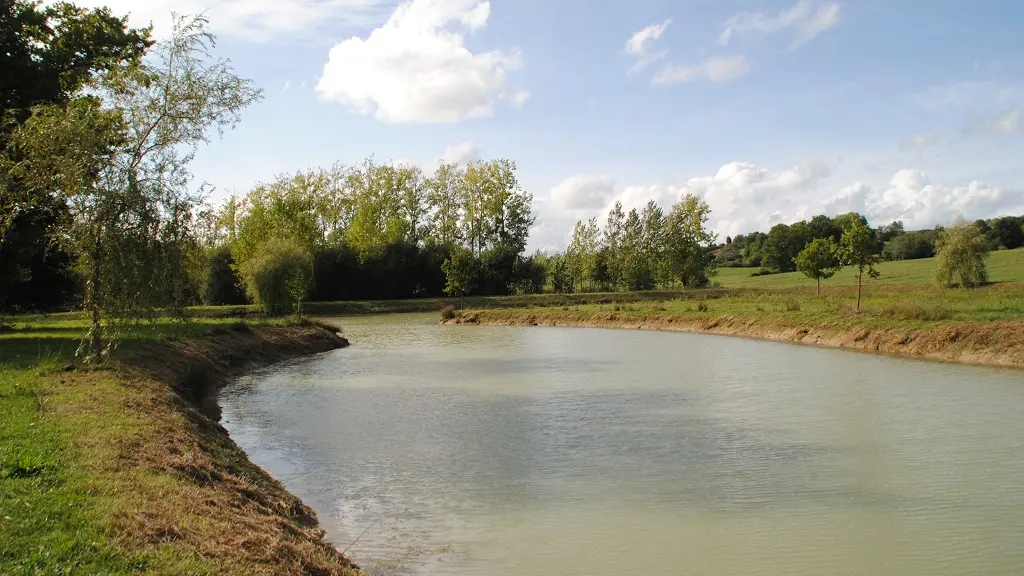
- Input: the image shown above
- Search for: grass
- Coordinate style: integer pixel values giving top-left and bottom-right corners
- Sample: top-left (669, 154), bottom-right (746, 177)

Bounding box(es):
top-left (715, 247), bottom-right (1024, 288)
top-left (466, 282), bottom-right (1024, 328)
top-left (0, 317), bottom-right (358, 575)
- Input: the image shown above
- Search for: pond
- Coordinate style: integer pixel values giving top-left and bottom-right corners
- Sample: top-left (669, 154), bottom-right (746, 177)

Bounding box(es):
top-left (221, 314), bottom-right (1024, 575)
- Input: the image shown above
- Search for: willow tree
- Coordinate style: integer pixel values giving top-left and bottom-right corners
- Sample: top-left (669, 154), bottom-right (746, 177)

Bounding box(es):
top-left (4, 14), bottom-right (261, 361)
top-left (934, 216), bottom-right (989, 288)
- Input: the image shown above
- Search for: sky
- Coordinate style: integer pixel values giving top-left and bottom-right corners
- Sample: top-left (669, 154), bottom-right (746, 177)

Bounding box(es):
top-left (65, 0), bottom-right (1024, 251)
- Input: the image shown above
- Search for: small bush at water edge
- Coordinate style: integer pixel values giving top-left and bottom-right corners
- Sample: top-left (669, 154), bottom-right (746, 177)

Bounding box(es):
top-left (440, 305), bottom-right (457, 320)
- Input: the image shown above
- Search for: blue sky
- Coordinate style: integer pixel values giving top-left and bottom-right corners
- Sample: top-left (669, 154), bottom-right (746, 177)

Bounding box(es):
top-left (70, 0), bottom-right (1024, 250)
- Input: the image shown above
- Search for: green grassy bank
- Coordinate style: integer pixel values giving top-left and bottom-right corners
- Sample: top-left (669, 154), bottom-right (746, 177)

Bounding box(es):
top-left (0, 318), bottom-right (361, 575)
top-left (445, 280), bottom-right (1024, 369)
top-left (715, 247), bottom-right (1024, 288)
top-left (178, 248), bottom-right (1024, 318)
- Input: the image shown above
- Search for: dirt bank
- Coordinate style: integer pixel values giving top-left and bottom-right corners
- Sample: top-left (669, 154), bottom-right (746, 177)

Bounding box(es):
top-left (77, 321), bottom-right (363, 575)
top-left (445, 310), bottom-right (1024, 369)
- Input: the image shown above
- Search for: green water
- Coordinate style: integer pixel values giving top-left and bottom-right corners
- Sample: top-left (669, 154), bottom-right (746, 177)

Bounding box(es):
top-left (221, 314), bottom-right (1024, 575)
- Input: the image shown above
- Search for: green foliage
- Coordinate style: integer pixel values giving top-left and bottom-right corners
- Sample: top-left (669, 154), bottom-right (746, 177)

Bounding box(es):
top-left (2, 14), bottom-right (261, 360)
top-left (200, 245), bottom-right (247, 306)
top-left (795, 237), bottom-right (841, 294)
top-left (236, 237), bottom-right (313, 315)
top-left (664, 194), bottom-right (717, 288)
top-left (934, 217), bottom-right (990, 288)
top-left (442, 246), bottom-right (477, 303)
top-left (840, 220), bottom-right (882, 312)
top-left (883, 230), bottom-right (937, 261)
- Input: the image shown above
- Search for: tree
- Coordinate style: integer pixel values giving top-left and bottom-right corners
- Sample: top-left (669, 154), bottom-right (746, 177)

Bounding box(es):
top-left (840, 220), bottom-right (881, 313)
top-left (0, 0), bottom-right (152, 314)
top-left (934, 216), bottom-right (989, 288)
top-left (795, 237), bottom-right (841, 295)
top-left (237, 237), bottom-right (313, 315)
top-left (3, 14), bottom-right (261, 360)
top-left (566, 218), bottom-right (600, 292)
top-left (664, 194), bottom-right (717, 287)
top-left (442, 246), bottom-right (476, 307)
top-left (877, 220), bottom-right (905, 243)
top-left (425, 162), bottom-right (464, 248)
top-left (603, 202), bottom-right (626, 289)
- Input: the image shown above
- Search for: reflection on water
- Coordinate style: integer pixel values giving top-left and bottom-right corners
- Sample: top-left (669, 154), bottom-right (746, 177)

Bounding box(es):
top-left (221, 314), bottom-right (1024, 575)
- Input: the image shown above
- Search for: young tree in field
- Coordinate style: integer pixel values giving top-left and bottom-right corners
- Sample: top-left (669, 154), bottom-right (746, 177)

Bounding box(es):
top-left (3, 14), bottom-right (261, 361)
top-left (795, 237), bottom-right (841, 295)
top-left (442, 246), bottom-right (477, 307)
top-left (934, 216), bottom-right (990, 288)
top-left (840, 220), bottom-right (881, 313)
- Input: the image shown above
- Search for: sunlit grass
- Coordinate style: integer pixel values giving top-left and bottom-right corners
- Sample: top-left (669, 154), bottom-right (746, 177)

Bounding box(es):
top-left (715, 247), bottom-right (1024, 289)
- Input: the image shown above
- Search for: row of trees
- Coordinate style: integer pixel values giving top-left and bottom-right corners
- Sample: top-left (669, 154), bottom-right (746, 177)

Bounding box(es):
top-left (193, 156), bottom-right (539, 313)
top-left (793, 216), bottom-right (996, 309)
top-left (717, 214), bottom-right (1024, 271)
top-left (534, 197), bottom-right (717, 295)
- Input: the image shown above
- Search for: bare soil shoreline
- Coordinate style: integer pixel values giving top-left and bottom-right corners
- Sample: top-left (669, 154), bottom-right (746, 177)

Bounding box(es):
top-left (87, 322), bottom-right (363, 575)
top-left (445, 310), bottom-right (1024, 370)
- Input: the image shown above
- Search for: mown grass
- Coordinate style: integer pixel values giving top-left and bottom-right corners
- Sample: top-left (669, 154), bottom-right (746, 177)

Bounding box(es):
top-left (1, 317), bottom-right (354, 576)
top-left (0, 321), bottom-right (229, 574)
top-left (715, 247), bottom-right (1024, 289)
top-left (470, 281), bottom-right (1024, 331)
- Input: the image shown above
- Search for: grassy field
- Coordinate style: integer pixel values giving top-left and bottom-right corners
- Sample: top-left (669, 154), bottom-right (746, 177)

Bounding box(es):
top-left (0, 318), bottom-right (358, 575)
top-left (461, 282), bottom-right (1024, 329)
top-left (715, 248), bottom-right (1024, 289)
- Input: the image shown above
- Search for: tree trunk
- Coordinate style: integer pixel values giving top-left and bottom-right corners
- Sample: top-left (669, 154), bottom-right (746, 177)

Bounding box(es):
top-left (816, 277), bottom-right (821, 296)
top-left (856, 269), bottom-right (863, 313)
top-left (89, 251), bottom-right (103, 360)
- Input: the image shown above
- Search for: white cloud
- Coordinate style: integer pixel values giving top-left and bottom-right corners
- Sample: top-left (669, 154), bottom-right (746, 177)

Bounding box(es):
top-left (316, 0), bottom-right (527, 124)
top-left (899, 132), bottom-right (941, 152)
top-left (532, 161), bottom-right (1024, 252)
top-left (54, 0), bottom-right (388, 41)
top-left (550, 175), bottom-right (617, 211)
top-left (652, 64), bottom-right (700, 85)
top-left (440, 141), bottom-right (481, 164)
top-left (283, 80), bottom-right (292, 93)
top-left (626, 20), bottom-right (671, 55)
top-left (825, 170), bottom-right (1024, 229)
top-left (625, 19), bottom-right (672, 73)
top-left (653, 56), bottom-right (752, 85)
top-left (719, 0), bottom-right (841, 48)
top-left (964, 108), bottom-right (1024, 136)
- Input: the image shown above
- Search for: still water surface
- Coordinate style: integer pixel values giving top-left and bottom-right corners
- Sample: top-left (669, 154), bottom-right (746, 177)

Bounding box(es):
top-left (221, 314), bottom-right (1024, 575)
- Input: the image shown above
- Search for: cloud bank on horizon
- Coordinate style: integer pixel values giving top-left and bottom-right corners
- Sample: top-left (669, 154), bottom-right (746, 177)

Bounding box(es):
top-left (54, 0), bottom-right (1024, 252)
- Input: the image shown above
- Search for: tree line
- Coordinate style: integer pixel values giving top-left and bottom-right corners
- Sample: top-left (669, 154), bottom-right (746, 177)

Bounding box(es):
top-left (0, 2), bottom-right (1017, 360)
top-left (195, 157), bottom-right (538, 312)
top-left (716, 214), bottom-right (1024, 272)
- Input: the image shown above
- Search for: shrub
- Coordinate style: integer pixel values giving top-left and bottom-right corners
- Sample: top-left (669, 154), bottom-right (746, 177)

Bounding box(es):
top-left (935, 217), bottom-right (989, 288)
top-left (440, 305), bottom-right (456, 320)
top-left (784, 298), bottom-right (801, 312)
top-left (201, 246), bottom-right (248, 306)
top-left (697, 300), bottom-right (710, 312)
top-left (236, 237), bottom-right (313, 316)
